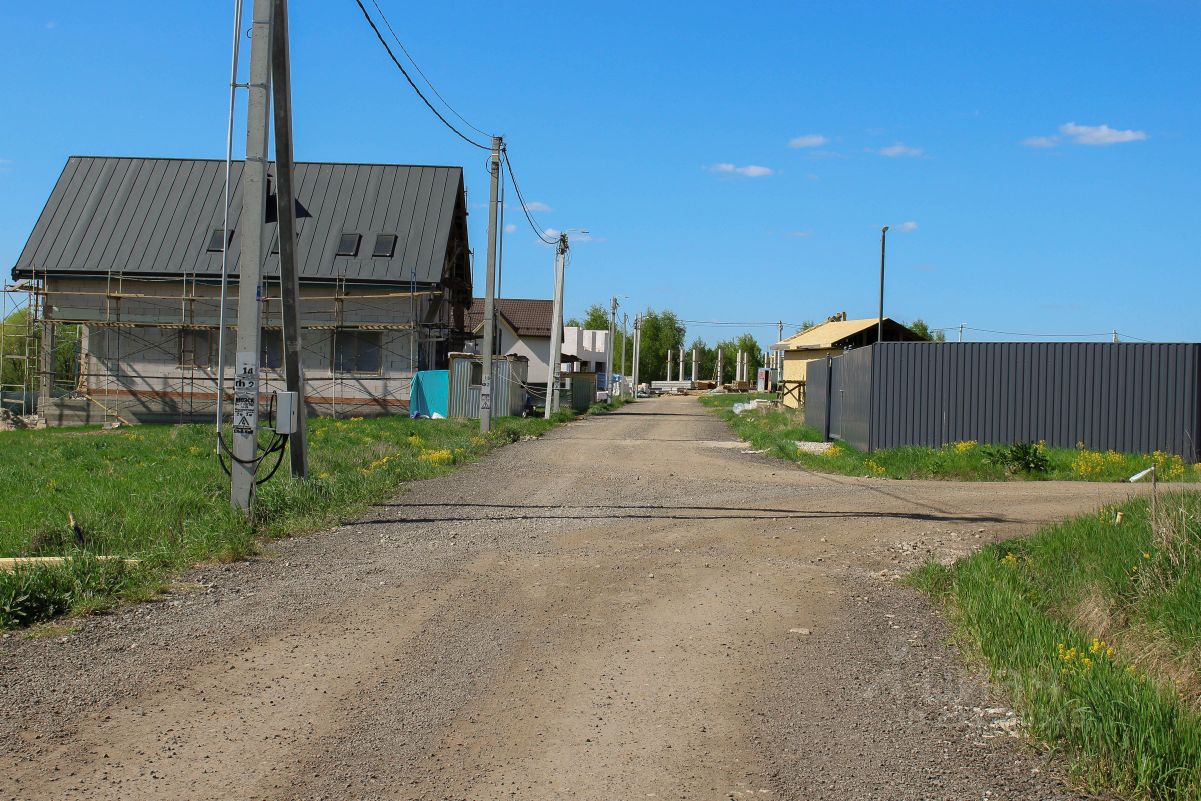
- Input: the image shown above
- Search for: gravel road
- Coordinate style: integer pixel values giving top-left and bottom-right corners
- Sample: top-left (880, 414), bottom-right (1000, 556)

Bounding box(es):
top-left (0, 396), bottom-right (1139, 800)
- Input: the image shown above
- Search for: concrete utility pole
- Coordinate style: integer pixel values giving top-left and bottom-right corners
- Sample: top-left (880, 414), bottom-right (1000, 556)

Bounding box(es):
top-left (631, 315), bottom-right (640, 391)
top-left (666, 349), bottom-right (672, 382)
top-left (270, 0), bottom-right (306, 478)
top-left (877, 225), bottom-right (889, 345)
top-left (620, 312), bottom-right (627, 396)
top-left (691, 348), bottom-right (698, 383)
top-left (716, 348), bottom-right (723, 386)
top-left (479, 135), bottom-right (502, 432)
top-left (777, 320), bottom-right (784, 370)
top-left (608, 297), bottom-right (617, 395)
top-left (677, 348), bottom-right (684, 382)
top-left (544, 232), bottom-right (567, 419)
top-left (231, 0), bottom-right (275, 511)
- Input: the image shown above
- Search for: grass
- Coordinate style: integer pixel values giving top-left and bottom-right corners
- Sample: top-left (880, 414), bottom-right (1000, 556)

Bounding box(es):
top-left (908, 492), bottom-right (1201, 799)
top-left (0, 400), bottom-right (631, 629)
top-left (699, 393), bottom-right (1201, 482)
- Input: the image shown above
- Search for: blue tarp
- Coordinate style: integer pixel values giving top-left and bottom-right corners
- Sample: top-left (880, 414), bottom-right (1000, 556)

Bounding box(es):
top-left (409, 370), bottom-right (448, 418)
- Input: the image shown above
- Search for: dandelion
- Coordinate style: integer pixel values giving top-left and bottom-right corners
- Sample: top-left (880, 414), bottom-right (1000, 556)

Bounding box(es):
top-left (418, 449), bottom-right (453, 466)
top-left (952, 440), bottom-right (977, 455)
top-left (1002, 552), bottom-right (1018, 566)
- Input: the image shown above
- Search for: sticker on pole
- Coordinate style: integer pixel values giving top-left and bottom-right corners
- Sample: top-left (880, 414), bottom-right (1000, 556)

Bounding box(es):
top-left (233, 351), bottom-right (258, 436)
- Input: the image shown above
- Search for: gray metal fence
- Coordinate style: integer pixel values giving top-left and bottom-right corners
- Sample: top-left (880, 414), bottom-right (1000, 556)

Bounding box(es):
top-left (805, 342), bottom-right (1201, 461)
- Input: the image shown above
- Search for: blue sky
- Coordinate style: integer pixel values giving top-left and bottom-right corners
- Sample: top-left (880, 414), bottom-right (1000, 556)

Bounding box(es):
top-left (2, 1), bottom-right (1198, 346)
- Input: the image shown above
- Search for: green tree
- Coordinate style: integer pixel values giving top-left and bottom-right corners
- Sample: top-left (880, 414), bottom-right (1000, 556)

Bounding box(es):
top-left (578, 304), bottom-right (610, 330)
top-left (907, 319), bottom-right (946, 342)
top-left (713, 333), bottom-right (764, 383)
top-left (1, 307), bottom-right (80, 395)
top-left (635, 308), bottom-right (686, 382)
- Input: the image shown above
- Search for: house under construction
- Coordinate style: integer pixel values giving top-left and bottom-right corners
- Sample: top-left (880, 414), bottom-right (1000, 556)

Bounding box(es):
top-left (4, 156), bottom-right (472, 426)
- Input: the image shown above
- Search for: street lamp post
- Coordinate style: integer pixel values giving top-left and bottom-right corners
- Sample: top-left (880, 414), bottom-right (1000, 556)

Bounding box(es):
top-left (877, 225), bottom-right (889, 344)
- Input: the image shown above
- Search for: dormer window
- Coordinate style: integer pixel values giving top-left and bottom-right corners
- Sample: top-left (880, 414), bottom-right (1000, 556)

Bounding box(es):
top-left (336, 233), bottom-right (360, 257)
top-left (372, 233), bottom-right (398, 258)
top-left (206, 228), bottom-right (232, 252)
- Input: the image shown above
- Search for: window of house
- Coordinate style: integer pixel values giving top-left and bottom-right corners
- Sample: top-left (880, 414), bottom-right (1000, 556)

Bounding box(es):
top-left (372, 233), bottom-right (397, 258)
top-left (262, 329), bottom-right (284, 370)
top-left (179, 329), bottom-right (213, 368)
top-left (336, 233), bottom-right (360, 257)
top-left (333, 330), bottom-right (382, 374)
top-left (206, 228), bottom-right (232, 253)
top-left (469, 359), bottom-right (483, 386)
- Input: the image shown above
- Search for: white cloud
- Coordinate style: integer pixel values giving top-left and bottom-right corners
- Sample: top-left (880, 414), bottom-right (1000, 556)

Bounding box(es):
top-left (706, 163), bottom-right (773, 177)
top-left (503, 223), bottom-right (517, 234)
top-left (1023, 122), bottom-right (1148, 148)
top-left (788, 134), bottom-right (827, 149)
top-left (1022, 136), bottom-right (1060, 148)
top-left (543, 227), bottom-right (596, 243)
top-left (525, 200), bottom-right (552, 212)
top-left (878, 142), bottom-right (923, 158)
top-left (786, 230), bottom-right (812, 238)
top-left (1060, 122), bottom-right (1147, 145)
top-left (894, 221), bottom-right (918, 232)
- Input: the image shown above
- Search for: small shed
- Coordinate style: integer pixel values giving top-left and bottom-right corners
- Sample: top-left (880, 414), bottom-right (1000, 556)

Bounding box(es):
top-left (447, 353), bottom-right (528, 419)
top-left (771, 314), bottom-right (927, 408)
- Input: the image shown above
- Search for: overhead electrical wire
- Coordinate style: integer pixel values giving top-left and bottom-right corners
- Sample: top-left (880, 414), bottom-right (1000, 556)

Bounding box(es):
top-left (367, 0), bottom-right (491, 138)
top-left (351, 0), bottom-right (489, 150)
top-left (351, 1), bottom-right (560, 248)
top-left (502, 149), bottom-right (558, 245)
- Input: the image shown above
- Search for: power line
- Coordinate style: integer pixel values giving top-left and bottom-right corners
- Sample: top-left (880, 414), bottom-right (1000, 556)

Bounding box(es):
top-left (366, 0), bottom-right (491, 138)
top-left (502, 148), bottom-right (558, 245)
top-left (927, 325), bottom-right (1158, 342)
top-left (351, 0), bottom-right (489, 150)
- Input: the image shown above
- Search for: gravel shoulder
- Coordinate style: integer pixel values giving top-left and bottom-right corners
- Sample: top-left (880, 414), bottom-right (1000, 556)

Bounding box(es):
top-left (0, 396), bottom-right (1140, 800)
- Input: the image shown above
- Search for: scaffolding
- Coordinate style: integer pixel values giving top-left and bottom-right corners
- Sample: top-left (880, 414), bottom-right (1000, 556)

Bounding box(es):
top-left (4, 271), bottom-right (463, 426)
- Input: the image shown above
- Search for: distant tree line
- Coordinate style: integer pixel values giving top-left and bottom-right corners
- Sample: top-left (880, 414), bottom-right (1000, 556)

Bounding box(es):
top-left (568, 304), bottom-right (764, 384)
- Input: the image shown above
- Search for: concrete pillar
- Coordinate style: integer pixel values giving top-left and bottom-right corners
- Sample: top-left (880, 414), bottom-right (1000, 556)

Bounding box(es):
top-left (666, 349), bottom-right (672, 382)
top-left (677, 349), bottom-right (684, 382)
top-left (691, 348), bottom-right (698, 383)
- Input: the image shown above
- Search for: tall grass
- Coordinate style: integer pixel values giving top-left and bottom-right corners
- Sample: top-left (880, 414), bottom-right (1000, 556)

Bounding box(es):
top-left (699, 394), bottom-right (1201, 483)
top-left (0, 403), bottom-right (609, 628)
top-left (910, 493), bottom-right (1201, 799)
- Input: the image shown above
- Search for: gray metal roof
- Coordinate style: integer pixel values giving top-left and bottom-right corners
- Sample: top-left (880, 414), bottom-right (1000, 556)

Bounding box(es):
top-left (11, 156), bottom-right (470, 286)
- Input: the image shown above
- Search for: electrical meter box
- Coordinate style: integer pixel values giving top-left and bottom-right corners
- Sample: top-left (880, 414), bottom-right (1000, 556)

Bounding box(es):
top-left (274, 391), bottom-right (298, 435)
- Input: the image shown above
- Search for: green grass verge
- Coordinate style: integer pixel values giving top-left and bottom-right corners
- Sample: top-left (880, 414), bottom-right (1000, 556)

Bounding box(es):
top-left (698, 394), bottom-right (1201, 482)
top-left (0, 403), bottom-right (614, 629)
top-left (908, 492), bottom-right (1201, 799)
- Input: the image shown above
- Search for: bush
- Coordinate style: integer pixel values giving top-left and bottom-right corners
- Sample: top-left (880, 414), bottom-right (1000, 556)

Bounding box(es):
top-left (982, 441), bottom-right (1050, 474)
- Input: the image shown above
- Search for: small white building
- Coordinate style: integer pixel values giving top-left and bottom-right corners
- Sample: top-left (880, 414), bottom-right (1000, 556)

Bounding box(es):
top-left (561, 327), bottom-right (610, 376)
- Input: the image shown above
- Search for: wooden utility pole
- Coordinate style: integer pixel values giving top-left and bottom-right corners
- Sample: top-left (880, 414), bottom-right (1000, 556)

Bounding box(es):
top-left (231, 0), bottom-right (274, 511)
top-left (479, 136), bottom-right (502, 432)
top-left (270, 0), bottom-right (306, 478)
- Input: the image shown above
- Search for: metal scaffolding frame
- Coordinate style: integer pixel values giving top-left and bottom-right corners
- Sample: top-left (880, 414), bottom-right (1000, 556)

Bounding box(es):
top-left (4, 271), bottom-right (459, 425)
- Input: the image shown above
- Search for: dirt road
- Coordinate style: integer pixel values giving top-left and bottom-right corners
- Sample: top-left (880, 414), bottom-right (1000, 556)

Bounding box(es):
top-left (1, 396), bottom-right (1138, 800)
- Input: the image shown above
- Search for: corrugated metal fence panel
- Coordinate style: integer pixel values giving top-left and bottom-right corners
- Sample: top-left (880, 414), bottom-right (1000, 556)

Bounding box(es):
top-left (867, 342), bottom-right (1200, 460)
top-left (448, 355), bottom-right (528, 418)
top-left (804, 358), bottom-right (829, 433)
top-left (448, 357), bottom-right (473, 418)
top-left (835, 347), bottom-right (873, 451)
